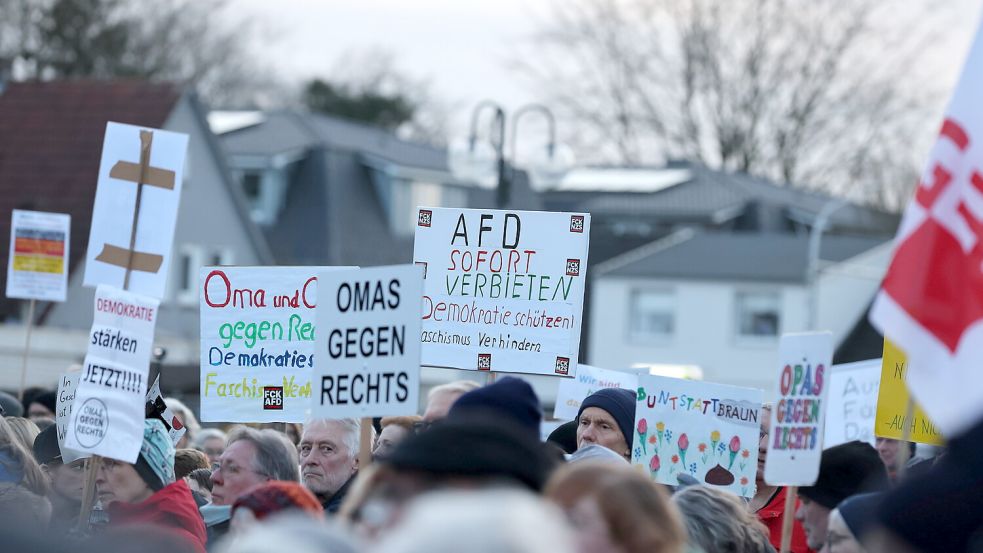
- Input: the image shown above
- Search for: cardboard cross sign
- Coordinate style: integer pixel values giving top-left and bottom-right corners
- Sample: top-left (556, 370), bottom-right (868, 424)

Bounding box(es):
top-left (84, 122), bottom-right (188, 299)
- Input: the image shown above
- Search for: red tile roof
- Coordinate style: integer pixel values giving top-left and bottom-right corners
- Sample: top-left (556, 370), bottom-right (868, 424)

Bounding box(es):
top-left (0, 79), bottom-right (181, 319)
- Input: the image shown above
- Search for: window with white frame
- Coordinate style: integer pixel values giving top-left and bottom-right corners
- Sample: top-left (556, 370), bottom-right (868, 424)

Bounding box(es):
top-left (174, 245), bottom-right (234, 306)
top-left (629, 289), bottom-right (675, 341)
top-left (735, 291), bottom-right (780, 337)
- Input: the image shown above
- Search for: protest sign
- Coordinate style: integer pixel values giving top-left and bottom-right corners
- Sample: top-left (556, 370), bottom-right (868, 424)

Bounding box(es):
top-left (199, 266), bottom-right (352, 423)
top-left (83, 122), bottom-right (188, 299)
top-left (312, 264), bottom-right (423, 418)
top-left (824, 359), bottom-right (880, 447)
top-left (554, 365), bottom-right (638, 421)
top-left (764, 332), bottom-right (832, 486)
top-left (145, 374), bottom-right (186, 446)
top-left (56, 369), bottom-right (87, 464)
top-left (414, 207), bottom-right (591, 376)
top-left (6, 209), bottom-right (71, 302)
top-left (64, 285), bottom-right (159, 462)
top-left (633, 375), bottom-right (762, 498)
top-left (875, 340), bottom-right (945, 445)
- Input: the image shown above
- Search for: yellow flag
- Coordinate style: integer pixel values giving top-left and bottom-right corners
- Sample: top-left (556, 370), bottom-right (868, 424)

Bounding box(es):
top-left (875, 340), bottom-right (944, 445)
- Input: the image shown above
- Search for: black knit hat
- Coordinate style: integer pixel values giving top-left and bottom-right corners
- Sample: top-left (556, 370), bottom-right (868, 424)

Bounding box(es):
top-left (29, 392), bottom-right (57, 416)
top-left (32, 425), bottom-right (61, 465)
top-left (547, 420), bottom-right (578, 454)
top-left (448, 377), bottom-right (542, 439)
top-left (384, 416), bottom-right (556, 492)
top-left (799, 441), bottom-right (889, 508)
top-left (0, 390), bottom-right (23, 418)
top-left (577, 388), bottom-right (636, 445)
top-left (837, 492), bottom-right (883, 540)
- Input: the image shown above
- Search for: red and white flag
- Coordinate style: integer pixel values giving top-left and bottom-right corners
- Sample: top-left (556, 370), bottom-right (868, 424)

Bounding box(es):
top-left (871, 16), bottom-right (983, 437)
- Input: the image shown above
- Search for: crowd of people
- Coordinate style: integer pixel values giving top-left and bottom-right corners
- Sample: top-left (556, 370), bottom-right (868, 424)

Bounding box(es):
top-left (0, 377), bottom-right (979, 553)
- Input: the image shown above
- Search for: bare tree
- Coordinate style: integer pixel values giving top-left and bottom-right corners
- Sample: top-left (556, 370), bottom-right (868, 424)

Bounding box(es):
top-left (519, 0), bottom-right (953, 211)
top-left (0, 0), bottom-right (281, 108)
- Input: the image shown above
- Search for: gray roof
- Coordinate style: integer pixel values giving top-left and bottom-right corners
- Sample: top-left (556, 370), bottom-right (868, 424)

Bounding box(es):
top-left (597, 230), bottom-right (887, 283)
top-left (544, 162), bottom-right (900, 235)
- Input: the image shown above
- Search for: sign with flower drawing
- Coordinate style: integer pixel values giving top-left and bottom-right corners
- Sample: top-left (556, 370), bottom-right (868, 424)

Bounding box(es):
top-left (632, 374), bottom-right (763, 498)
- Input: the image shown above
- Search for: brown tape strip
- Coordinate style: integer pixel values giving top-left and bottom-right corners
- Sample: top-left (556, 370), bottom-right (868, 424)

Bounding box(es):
top-left (95, 244), bottom-right (163, 273)
top-left (109, 162), bottom-right (176, 190)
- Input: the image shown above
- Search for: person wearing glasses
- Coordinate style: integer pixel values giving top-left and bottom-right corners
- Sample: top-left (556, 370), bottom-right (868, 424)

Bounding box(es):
top-left (32, 424), bottom-right (84, 534)
top-left (94, 419), bottom-right (207, 553)
top-left (203, 426), bottom-right (299, 545)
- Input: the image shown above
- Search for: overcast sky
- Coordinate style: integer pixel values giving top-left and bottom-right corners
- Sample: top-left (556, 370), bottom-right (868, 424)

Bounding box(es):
top-left (235, 0), bottom-right (982, 146)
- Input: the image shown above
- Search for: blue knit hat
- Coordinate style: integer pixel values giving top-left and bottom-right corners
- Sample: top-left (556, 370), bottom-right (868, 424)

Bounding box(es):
top-left (577, 388), bottom-right (636, 445)
top-left (134, 419), bottom-right (175, 491)
top-left (448, 377), bottom-right (542, 438)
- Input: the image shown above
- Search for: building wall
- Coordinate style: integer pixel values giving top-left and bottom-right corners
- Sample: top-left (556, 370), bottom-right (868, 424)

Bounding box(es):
top-left (45, 95), bottom-right (265, 344)
top-left (587, 276), bottom-right (809, 395)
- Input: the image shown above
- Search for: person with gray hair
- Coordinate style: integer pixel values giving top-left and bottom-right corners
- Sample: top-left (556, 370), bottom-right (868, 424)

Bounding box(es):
top-left (300, 418), bottom-right (374, 515)
top-left (372, 489), bottom-right (576, 553)
top-left (191, 427), bottom-right (228, 465)
top-left (673, 485), bottom-right (777, 553)
top-left (421, 380), bottom-right (481, 427)
top-left (202, 426), bottom-right (299, 546)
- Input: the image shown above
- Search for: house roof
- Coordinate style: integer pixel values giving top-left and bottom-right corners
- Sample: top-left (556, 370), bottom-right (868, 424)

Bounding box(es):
top-left (596, 230), bottom-right (888, 283)
top-left (545, 162), bottom-right (900, 235)
top-left (0, 80), bottom-right (181, 318)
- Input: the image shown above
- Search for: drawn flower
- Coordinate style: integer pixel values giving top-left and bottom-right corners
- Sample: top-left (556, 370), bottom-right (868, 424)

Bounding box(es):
top-left (689, 462), bottom-right (698, 475)
top-left (637, 419), bottom-right (649, 454)
top-left (678, 433), bottom-right (690, 466)
top-left (698, 443), bottom-right (707, 453)
top-left (710, 430), bottom-right (721, 443)
top-left (648, 435), bottom-right (657, 445)
top-left (741, 449), bottom-right (750, 459)
top-left (728, 436), bottom-right (741, 470)
top-left (656, 421), bottom-right (666, 446)
top-left (671, 454), bottom-right (680, 464)
top-left (740, 476), bottom-right (749, 486)
top-left (650, 455), bottom-right (661, 474)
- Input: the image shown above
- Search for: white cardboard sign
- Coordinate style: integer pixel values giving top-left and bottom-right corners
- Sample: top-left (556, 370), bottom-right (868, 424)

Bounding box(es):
top-left (413, 207), bottom-right (590, 376)
top-left (64, 286), bottom-right (159, 462)
top-left (83, 122), bottom-right (188, 299)
top-left (823, 359), bottom-right (880, 448)
top-left (56, 370), bottom-right (87, 464)
top-left (312, 264), bottom-right (423, 418)
top-left (554, 365), bottom-right (638, 421)
top-left (199, 266), bottom-right (352, 423)
top-left (6, 209), bottom-right (71, 302)
top-left (633, 375), bottom-right (763, 498)
top-left (764, 332), bottom-right (833, 486)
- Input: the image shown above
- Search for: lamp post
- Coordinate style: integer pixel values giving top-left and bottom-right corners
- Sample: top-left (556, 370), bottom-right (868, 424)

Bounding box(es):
top-left (451, 101), bottom-right (572, 207)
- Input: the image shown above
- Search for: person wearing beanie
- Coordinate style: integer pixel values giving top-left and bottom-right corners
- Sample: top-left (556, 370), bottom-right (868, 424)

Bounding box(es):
top-left (0, 390), bottom-right (24, 417)
top-left (32, 425), bottom-right (84, 534)
top-left (98, 419), bottom-right (207, 553)
top-left (231, 481), bottom-right (324, 533)
top-left (575, 388), bottom-right (636, 461)
top-left (794, 441), bottom-right (889, 551)
top-left (547, 420), bottom-right (578, 454)
top-left (447, 377), bottom-right (542, 439)
top-left (824, 492), bottom-right (882, 553)
top-left (26, 391), bottom-right (57, 422)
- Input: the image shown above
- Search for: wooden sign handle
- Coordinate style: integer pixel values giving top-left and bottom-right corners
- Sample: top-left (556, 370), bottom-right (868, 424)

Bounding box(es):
top-left (779, 486), bottom-right (797, 553)
top-left (16, 299), bottom-right (36, 401)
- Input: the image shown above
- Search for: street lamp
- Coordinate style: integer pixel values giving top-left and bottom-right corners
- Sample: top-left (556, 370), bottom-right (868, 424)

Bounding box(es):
top-left (449, 101), bottom-right (574, 207)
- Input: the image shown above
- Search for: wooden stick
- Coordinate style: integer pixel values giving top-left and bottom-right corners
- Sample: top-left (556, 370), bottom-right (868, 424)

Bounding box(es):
top-left (358, 417), bottom-right (373, 470)
top-left (76, 455), bottom-right (102, 532)
top-left (16, 299), bottom-right (36, 402)
top-left (78, 130), bottom-right (153, 531)
top-left (779, 486), bottom-right (797, 553)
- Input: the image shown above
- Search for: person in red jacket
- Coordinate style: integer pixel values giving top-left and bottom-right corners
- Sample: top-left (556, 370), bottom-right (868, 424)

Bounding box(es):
top-left (96, 419), bottom-right (207, 553)
top-left (750, 405), bottom-right (812, 553)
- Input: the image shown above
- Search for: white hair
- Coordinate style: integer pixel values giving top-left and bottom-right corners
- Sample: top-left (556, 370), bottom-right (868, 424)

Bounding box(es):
top-left (305, 418), bottom-right (375, 461)
top-left (428, 380), bottom-right (481, 400)
top-left (372, 489), bottom-right (575, 553)
top-left (191, 427), bottom-right (227, 449)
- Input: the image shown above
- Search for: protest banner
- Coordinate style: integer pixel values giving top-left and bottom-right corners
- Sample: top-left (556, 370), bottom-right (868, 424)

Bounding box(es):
top-left (413, 207), bottom-right (590, 376)
top-left (56, 368), bottom-right (87, 464)
top-left (83, 122), bottom-right (188, 299)
top-left (199, 266), bottom-right (352, 423)
top-left (6, 209), bottom-right (71, 302)
top-left (312, 264), bottom-right (423, 419)
top-left (145, 374), bottom-right (187, 446)
top-left (869, 18), bottom-right (983, 437)
top-left (874, 340), bottom-right (945, 446)
top-left (632, 375), bottom-right (762, 498)
top-left (823, 359), bottom-right (880, 447)
top-left (554, 364), bottom-right (638, 421)
top-left (764, 332), bottom-right (832, 486)
top-left (64, 285), bottom-right (159, 462)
